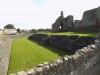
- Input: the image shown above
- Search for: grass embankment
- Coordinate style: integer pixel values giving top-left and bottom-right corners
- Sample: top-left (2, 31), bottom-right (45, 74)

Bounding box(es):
top-left (8, 38), bottom-right (69, 74)
top-left (39, 32), bottom-right (97, 37)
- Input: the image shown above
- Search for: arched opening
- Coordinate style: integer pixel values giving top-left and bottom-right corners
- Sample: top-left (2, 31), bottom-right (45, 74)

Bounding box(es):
top-left (61, 22), bottom-right (63, 31)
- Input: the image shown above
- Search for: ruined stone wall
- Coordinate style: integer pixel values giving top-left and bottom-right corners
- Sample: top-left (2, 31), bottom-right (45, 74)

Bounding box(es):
top-left (0, 36), bottom-right (12, 75)
top-left (74, 20), bottom-right (81, 28)
top-left (28, 34), bottom-right (48, 42)
top-left (81, 8), bottom-right (97, 25)
top-left (10, 44), bottom-right (100, 75)
top-left (50, 35), bottom-right (95, 53)
top-left (28, 34), bottom-right (95, 53)
top-left (7, 33), bottom-right (33, 39)
top-left (28, 34), bottom-right (49, 45)
top-left (77, 7), bottom-right (100, 32)
top-left (52, 16), bottom-right (63, 32)
top-left (52, 7), bottom-right (100, 32)
top-left (66, 15), bottom-right (74, 28)
top-left (81, 7), bottom-right (100, 27)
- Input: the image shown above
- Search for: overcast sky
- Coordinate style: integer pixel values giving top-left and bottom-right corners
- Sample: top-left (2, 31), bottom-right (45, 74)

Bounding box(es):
top-left (0, 0), bottom-right (100, 29)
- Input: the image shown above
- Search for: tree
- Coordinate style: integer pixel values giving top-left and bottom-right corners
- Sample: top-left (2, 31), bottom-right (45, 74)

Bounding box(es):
top-left (4, 24), bottom-right (15, 29)
top-left (37, 29), bottom-right (44, 32)
top-left (37, 28), bottom-right (51, 32)
top-left (29, 29), bottom-right (36, 33)
top-left (21, 29), bottom-right (28, 33)
top-left (17, 28), bottom-right (21, 34)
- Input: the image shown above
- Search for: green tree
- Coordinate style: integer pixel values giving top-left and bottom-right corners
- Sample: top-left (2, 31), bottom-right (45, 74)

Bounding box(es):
top-left (17, 28), bottom-right (21, 34)
top-left (4, 24), bottom-right (15, 29)
top-left (29, 29), bottom-right (36, 33)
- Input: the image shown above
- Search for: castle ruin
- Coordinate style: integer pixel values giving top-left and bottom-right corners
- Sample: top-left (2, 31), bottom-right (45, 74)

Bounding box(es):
top-left (52, 7), bottom-right (100, 32)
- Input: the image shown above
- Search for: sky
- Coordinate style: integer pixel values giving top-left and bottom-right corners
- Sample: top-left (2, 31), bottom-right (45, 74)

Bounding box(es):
top-left (0, 0), bottom-right (100, 30)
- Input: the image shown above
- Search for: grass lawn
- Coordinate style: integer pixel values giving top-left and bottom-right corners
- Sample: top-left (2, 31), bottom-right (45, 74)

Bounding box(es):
top-left (39, 32), bottom-right (98, 37)
top-left (8, 38), bottom-right (69, 74)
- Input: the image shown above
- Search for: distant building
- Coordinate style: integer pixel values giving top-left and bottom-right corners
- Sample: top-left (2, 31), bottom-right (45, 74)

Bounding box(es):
top-left (4, 29), bottom-right (17, 34)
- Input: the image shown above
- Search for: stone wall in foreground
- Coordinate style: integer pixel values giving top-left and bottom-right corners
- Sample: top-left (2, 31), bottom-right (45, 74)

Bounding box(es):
top-left (0, 36), bottom-right (12, 75)
top-left (10, 44), bottom-right (100, 75)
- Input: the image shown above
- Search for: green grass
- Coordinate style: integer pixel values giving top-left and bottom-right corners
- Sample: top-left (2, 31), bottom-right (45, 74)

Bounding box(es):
top-left (8, 38), bottom-right (69, 74)
top-left (39, 32), bottom-right (98, 37)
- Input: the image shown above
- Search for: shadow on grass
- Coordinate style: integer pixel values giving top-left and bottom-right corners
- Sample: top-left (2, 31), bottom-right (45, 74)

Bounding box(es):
top-left (28, 39), bottom-right (72, 57)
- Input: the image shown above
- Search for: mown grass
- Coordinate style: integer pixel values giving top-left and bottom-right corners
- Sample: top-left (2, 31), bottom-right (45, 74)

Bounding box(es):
top-left (39, 32), bottom-right (98, 37)
top-left (8, 38), bottom-right (69, 74)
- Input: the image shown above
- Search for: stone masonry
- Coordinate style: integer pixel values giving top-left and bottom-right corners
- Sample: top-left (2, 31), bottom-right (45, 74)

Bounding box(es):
top-left (0, 34), bottom-right (33, 75)
top-left (0, 36), bottom-right (12, 75)
top-left (95, 32), bottom-right (100, 47)
top-left (52, 6), bottom-right (100, 32)
top-left (7, 33), bottom-right (33, 39)
top-left (28, 34), bottom-right (95, 53)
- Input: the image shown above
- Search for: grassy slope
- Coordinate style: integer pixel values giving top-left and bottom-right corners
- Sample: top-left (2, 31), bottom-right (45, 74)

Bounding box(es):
top-left (39, 32), bottom-right (97, 37)
top-left (8, 38), bottom-right (69, 74)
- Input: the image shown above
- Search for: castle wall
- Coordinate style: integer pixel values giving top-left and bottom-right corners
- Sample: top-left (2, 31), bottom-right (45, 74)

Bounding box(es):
top-left (74, 7), bottom-right (100, 32)
top-left (28, 34), bottom-right (95, 53)
top-left (66, 15), bottom-right (74, 28)
top-left (7, 33), bottom-right (33, 39)
top-left (52, 16), bottom-right (63, 32)
top-left (49, 35), bottom-right (95, 53)
top-left (0, 33), bottom-right (34, 75)
top-left (0, 36), bottom-right (12, 75)
top-left (52, 7), bottom-right (100, 32)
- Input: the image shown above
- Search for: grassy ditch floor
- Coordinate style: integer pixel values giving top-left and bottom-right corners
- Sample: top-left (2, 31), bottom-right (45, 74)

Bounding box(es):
top-left (8, 38), bottom-right (69, 74)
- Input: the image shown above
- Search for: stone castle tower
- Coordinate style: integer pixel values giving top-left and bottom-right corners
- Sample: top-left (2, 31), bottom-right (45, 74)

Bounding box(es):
top-left (52, 11), bottom-right (74, 32)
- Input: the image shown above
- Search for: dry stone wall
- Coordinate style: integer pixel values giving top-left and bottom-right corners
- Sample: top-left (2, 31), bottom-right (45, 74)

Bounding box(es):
top-left (10, 44), bottom-right (100, 75)
top-left (7, 33), bottom-right (33, 39)
top-left (0, 36), bottom-right (12, 75)
top-left (28, 34), bottom-right (95, 53)
top-left (28, 34), bottom-right (50, 45)
top-left (49, 35), bottom-right (95, 53)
